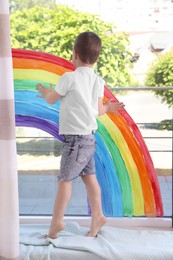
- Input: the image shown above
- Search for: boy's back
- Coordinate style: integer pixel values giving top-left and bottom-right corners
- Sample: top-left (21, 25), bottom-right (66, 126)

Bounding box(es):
top-left (56, 67), bottom-right (104, 135)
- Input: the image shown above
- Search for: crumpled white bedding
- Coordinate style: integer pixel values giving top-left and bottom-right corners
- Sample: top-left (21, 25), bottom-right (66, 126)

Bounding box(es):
top-left (20, 222), bottom-right (173, 260)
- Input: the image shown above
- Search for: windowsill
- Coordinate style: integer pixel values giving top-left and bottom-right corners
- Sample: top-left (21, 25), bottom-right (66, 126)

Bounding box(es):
top-left (20, 216), bottom-right (172, 231)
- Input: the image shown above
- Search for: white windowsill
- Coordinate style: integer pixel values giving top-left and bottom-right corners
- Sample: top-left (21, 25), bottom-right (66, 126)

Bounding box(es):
top-left (20, 216), bottom-right (172, 231)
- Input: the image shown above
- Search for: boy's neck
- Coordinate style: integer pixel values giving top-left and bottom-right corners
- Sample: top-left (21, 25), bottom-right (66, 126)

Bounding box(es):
top-left (73, 51), bottom-right (94, 68)
top-left (77, 64), bottom-right (93, 68)
top-left (75, 60), bottom-right (93, 68)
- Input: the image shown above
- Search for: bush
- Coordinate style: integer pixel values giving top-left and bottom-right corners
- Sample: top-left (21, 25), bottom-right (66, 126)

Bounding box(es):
top-left (145, 49), bottom-right (173, 108)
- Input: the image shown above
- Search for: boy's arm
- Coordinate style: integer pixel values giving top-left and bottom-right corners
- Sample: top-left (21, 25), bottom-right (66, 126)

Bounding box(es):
top-left (36, 84), bottom-right (61, 104)
top-left (98, 97), bottom-right (125, 116)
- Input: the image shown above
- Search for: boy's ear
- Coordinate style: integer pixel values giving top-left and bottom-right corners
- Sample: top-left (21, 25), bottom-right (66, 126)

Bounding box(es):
top-left (74, 50), bottom-right (78, 60)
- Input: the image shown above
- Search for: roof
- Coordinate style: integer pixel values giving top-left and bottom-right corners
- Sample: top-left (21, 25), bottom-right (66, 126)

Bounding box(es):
top-left (150, 32), bottom-right (173, 51)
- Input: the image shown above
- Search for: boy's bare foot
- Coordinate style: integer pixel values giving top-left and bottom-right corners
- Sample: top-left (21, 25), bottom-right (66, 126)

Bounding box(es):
top-left (85, 215), bottom-right (107, 237)
top-left (48, 221), bottom-right (64, 239)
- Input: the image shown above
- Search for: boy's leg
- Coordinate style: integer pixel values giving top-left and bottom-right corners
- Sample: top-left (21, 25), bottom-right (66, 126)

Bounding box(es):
top-left (48, 180), bottom-right (72, 238)
top-left (81, 174), bottom-right (106, 237)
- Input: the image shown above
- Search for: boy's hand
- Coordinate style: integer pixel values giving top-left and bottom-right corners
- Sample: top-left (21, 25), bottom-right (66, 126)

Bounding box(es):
top-left (98, 97), bottom-right (125, 116)
top-left (36, 83), bottom-right (53, 98)
top-left (36, 83), bottom-right (61, 104)
top-left (106, 99), bottom-right (125, 115)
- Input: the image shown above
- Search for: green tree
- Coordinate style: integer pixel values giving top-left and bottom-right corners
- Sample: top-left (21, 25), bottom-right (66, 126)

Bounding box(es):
top-left (9, 0), bottom-right (56, 12)
top-left (145, 49), bottom-right (173, 108)
top-left (10, 5), bottom-right (132, 87)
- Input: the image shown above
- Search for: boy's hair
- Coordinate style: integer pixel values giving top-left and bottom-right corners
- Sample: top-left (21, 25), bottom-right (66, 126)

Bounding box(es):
top-left (74, 31), bottom-right (102, 64)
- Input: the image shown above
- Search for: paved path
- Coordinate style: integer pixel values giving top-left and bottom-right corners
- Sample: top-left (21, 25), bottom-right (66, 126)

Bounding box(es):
top-left (19, 174), bottom-right (172, 216)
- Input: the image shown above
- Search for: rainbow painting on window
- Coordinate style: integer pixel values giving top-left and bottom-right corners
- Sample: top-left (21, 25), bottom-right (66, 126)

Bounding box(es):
top-left (13, 49), bottom-right (163, 217)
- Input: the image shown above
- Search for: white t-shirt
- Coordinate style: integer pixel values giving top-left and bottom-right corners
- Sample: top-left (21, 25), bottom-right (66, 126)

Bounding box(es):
top-left (55, 66), bottom-right (104, 135)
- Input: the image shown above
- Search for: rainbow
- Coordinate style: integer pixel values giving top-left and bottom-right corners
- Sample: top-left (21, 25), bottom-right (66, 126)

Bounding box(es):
top-left (13, 49), bottom-right (163, 217)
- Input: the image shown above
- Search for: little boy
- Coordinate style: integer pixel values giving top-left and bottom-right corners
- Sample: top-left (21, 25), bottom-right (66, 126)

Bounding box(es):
top-left (37, 31), bottom-right (124, 238)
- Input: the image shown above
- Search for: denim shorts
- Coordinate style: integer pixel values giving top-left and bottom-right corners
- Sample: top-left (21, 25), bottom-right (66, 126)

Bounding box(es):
top-left (58, 134), bottom-right (96, 181)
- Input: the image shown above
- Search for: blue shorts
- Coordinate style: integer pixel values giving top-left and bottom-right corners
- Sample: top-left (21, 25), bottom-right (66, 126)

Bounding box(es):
top-left (58, 134), bottom-right (96, 182)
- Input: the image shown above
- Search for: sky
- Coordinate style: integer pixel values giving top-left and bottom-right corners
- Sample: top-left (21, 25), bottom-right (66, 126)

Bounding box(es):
top-left (56, 0), bottom-right (173, 32)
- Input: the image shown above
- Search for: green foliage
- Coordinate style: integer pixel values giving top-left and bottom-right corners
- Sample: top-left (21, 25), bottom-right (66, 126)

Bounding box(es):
top-left (144, 120), bottom-right (173, 131)
top-left (10, 5), bottom-right (132, 87)
top-left (17, 138), bottom-right (62, 156)
top-left (145, 49), bottom-right (173, 108)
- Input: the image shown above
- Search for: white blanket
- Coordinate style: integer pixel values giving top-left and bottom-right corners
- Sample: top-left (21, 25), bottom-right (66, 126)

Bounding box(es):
top-left (20, 222), bottom-right (173, 260)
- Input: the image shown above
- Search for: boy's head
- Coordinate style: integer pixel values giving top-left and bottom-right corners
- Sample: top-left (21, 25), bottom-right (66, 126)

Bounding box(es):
top-left (73, 31), bottom-right (102, 65)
